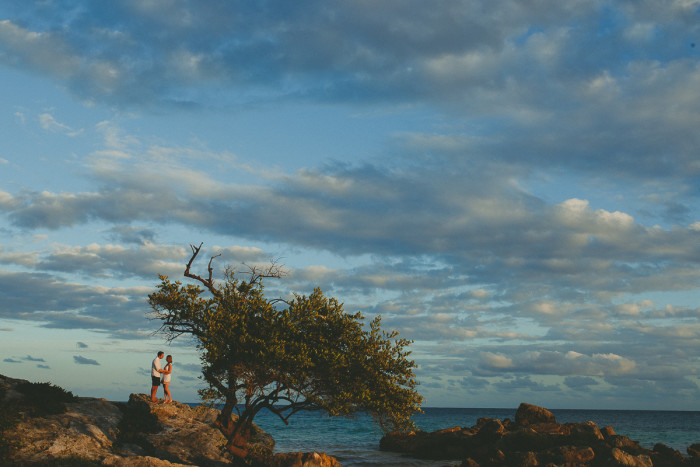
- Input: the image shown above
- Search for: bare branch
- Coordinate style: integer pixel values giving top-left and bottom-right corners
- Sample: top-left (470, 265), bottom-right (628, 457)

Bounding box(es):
top-left (184, 242), bottom-right (222, 297)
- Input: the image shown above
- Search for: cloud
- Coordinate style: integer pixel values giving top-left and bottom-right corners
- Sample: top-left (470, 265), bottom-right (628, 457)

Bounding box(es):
top-left (493, 376), bottom-right (560, 393)
top-left (477, 350), bottom-right (637, 378)
top-left (37, 364), bottom-right (50, 369)
top-left (73, 355), bottom-right (100, 366)
top-left (564, 376), bottom-right (600, 391)
top-left (1, 0), bottom-right (700, 409)
top-left (38, 113), bottom-right (82, 136)
top-left (3, 358), bottom-right (21, 363)
top-left (0, 270), bottom-right (154, 338)
top-left (0, 1), bottom-right (694, 121)
top-left (107, 226), bottom-right (156, 245)
top-left (76, 342), bottom-right (88, 349)
top-left (23, 355), bottom-right (45, 362)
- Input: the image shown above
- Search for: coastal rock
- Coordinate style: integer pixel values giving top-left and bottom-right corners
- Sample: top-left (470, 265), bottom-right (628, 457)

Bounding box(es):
top-left (515, 402), bottom-right (556, 426)
top-left (381, 402), bottom-right (699, 466)
top-left (103, 455), bottom-right (192, 466)
top-left (6, 394), bottom-right (124, 463)
top-left (1, 374), bottom-right (341, 466)
top-left (688, 442), bottom-right (700, 458)
top-left (122, 393), bottom-right (277, 465)
top-left (611, 447), bottom-right (653, 466)
top-left (269, 452), bottom-right (343, 467)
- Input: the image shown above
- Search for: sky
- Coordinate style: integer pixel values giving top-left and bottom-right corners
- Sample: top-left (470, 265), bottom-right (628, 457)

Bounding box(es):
top-left (1, 1), bottom-right (700, 411)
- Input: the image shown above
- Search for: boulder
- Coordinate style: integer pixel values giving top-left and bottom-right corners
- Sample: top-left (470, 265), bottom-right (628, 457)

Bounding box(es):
top-left (611, 447), bottom-right (653, 466)
top-left (514, 402), bottom-right (556, 426)
top-left (543, 445), bottom-right (595, 465)
top-left (652, 442), bottom-right (687, 466)
top-left (688, 442), bottom-right (700, 458)
top-left (601, 425), bottom-right (616, 438)
top-left (269, 452), bottom-right (343, 467)
top-left (566, 420), bottom-right (604, 443)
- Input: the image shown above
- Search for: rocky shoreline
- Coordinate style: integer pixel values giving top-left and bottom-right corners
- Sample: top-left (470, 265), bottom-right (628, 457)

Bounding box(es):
top-left (0, 373), bottom-right (339, 466)
top-left (381, 402), bottom-right (700, 466)
top-left (4, 372), bottom-right (700, 466)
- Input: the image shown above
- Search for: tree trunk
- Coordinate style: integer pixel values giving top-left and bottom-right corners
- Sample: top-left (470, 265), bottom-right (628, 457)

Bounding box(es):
top-left (215, 406), bottom-right (253, 459)
top-left (226, 430), bottom-right (251, 458)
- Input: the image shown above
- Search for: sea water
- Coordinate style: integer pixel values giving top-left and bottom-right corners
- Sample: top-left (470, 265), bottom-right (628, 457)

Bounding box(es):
top-left (247, 407), bottom-right (700, 466)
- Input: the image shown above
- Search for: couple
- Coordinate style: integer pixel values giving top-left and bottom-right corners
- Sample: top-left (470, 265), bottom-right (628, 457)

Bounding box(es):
top-left (150, 351), bottom-right (174, 403)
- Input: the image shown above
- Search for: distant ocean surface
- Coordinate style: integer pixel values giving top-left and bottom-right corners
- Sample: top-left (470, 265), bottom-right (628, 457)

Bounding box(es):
top-left (243, 407), bottom-right (700, 466)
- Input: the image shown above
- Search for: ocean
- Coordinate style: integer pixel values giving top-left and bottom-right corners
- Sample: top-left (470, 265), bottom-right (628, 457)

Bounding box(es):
top-left (245, 407), bottom-right (700, 466)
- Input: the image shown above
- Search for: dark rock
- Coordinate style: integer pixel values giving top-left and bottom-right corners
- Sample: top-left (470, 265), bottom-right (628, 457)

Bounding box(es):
top-left (652, 442), bottom-right (686, 466)
top-left (566, 420), bottom-right (604, 443)
top-left (269, 452), bottom-right (342, 467)
top-left (601, 425), bottom-right (616, 438)
top-left (610, 447), bottom-right (653, 466)
top-left (515, 402), bottom-right (556, 426)
top-left (381, 401), bottom-right (697, 466)
top-left (608, 435), bottom-right (647, 455)
top-left (688, 442), bottom-right (700, 458)
top-left (474, 417), bottom-right (506, 442)
top-left (542, 445), bottom-right (595, 465)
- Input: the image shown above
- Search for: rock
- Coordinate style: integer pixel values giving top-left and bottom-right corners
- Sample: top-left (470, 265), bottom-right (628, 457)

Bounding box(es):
top-left (124, 393), bottom-right (263, 465)
top-left (544, 445), bottom-right (595, 465)
top-left (474, 417), bottom-right (505, 442)
top-left (515, 402), bottom-right (556, 426)
top-left (652, 442), bottom-right (686, 466)
top-left (0, 373), bottom-right (340, 466)
top-left (103, 455), bottom-right (192, 466)
top-left (566, 420), bottom-right (604, 443)
top-left (611, 447), bottom-right (653, 466)
top-left (688, 442), bottom-right (700, 458)
top-left (7, 396), bottom-right (124, 463)
top-left (270, 452), bottom-right (343, 467)
top-left (380, 402), bottom-right (698, 466)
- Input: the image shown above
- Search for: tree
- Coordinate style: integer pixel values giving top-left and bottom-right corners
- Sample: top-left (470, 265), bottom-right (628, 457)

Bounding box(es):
top-left (148, 243), bottom-right (423, 459)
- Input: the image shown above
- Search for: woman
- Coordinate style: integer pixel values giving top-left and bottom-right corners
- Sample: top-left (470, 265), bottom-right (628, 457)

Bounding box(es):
top-left (161, 354), bottom-right (173, 403)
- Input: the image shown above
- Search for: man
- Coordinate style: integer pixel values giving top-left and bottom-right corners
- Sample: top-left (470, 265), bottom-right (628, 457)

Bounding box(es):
top-left (150, 351), bottom-right (165, 402)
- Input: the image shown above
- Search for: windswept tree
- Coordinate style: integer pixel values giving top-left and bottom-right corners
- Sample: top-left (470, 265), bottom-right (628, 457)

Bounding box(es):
top-left (148, 243), bottom-right (423, 458)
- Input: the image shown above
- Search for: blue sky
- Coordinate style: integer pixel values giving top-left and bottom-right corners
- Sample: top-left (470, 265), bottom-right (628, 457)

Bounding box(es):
top-left (2, 1), bottom-right (700, 410)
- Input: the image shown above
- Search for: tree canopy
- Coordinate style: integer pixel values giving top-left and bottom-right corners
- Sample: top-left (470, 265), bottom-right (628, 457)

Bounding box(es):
top-left (148, 243), bottom-right (423, 458)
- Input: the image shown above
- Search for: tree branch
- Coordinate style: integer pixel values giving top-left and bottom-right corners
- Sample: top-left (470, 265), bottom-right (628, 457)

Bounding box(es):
top-left (184, 242), bottom-right (222, 297)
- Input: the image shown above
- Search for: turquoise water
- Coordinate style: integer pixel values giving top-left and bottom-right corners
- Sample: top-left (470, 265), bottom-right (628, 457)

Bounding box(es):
top-left (249, 407), bottom-right (700, 466)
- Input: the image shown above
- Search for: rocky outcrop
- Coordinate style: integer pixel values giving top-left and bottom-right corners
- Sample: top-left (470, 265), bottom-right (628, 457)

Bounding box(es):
top-left (1, 374), bottom-right (340, 466)
top-left (267, 452), bottom-right (343, 467)
top-left (380, 402), bottom-right (698, 466)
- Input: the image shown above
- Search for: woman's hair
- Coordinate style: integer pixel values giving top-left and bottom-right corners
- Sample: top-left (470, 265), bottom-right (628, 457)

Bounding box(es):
top-left (166, 355), bottom-right (172, 362)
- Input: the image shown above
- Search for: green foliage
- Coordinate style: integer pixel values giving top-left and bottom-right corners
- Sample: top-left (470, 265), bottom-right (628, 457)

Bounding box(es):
top-left (15, 381), bottom-right (76, 416)
top-left (148, 253), bottom-right (423, 453)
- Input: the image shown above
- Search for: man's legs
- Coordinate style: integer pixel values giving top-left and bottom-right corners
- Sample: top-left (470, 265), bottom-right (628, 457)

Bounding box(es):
top-left (150, 376), bottom-right (160, 402)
